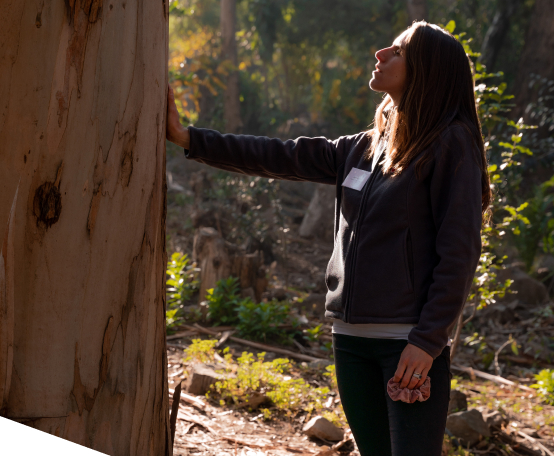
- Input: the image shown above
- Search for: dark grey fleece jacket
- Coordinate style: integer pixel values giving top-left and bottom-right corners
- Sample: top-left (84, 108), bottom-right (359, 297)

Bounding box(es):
top-left (184, 124), bottom-right (483, 359)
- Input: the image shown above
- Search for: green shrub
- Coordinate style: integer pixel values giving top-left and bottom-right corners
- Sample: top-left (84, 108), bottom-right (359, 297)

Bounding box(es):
top-left (184, 338), bottom-right (218, 364)
top-left (166, 252), bottom-right (200, 331)
top-left (303, 324), bottom-right (323, 343)
top-left (212, 351), bottom-right (329, 416)
top-left (206, 276), bottom-right (297, 342)
top-left (236, 299), bottom-right (292, 342)
top-left (206, 277), bottom-right (250, 325)
top-left (530, 369), bottom-right (554, 405)
top-left (509, 177), bottom-right (554, 273)
top-left (167, 252), bottom-right (200, 306)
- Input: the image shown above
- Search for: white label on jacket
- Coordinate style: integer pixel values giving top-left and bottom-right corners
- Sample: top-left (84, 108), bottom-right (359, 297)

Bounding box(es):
top-left (342, 167), bottom-right (371, 191)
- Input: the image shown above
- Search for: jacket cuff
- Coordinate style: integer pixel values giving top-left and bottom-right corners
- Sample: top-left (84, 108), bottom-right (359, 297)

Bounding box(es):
top-left (406, 335), bottom-right (442, 360)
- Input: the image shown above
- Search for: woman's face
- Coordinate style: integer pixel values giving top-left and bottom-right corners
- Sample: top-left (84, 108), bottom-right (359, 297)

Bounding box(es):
top-left (369, 32), bottom-right (408, 105)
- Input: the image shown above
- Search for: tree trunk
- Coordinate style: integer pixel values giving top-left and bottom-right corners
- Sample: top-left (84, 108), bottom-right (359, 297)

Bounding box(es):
top-left (511, 0), bottom-right (554, 120)
top-left (478, 0), bottom-right (521, 73)
top-left (0, 1), bottom-right (170, 454)
top-left (220, 0), bottom-right (243, 133)
top-left (407, 0), bottom-right (428, 24)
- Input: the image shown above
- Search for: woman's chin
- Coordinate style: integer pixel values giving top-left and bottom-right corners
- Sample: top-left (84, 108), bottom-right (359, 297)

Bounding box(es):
top-left (369, 78), bottom-right (383, 92)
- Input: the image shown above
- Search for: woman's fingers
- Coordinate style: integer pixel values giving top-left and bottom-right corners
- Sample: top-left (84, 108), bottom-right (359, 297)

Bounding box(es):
top-left (393, 343), bottom-right (433, 389)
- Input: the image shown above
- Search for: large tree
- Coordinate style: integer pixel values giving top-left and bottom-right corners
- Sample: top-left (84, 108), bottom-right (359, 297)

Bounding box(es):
top-left (407, 0), bottom-right (428, 24)
top-left (0, 1), bottom-right (170, 454)
top-left (221, 0), bottom-right (243, 133)
top-left (511, 0), bottom-right (554, 120)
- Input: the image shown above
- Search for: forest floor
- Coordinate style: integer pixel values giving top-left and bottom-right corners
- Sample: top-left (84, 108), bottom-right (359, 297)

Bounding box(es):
top-left (164, 146), bottom-right (554, 456)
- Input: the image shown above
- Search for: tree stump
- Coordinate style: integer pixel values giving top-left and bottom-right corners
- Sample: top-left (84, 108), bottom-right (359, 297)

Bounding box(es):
top-left (298, 184), bottom-right (335, 240)
top-left (193, 227), bottom-right (268, 302)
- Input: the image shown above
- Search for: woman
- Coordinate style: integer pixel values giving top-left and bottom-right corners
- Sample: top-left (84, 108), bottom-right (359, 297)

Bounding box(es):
top-left (167, 21), bottom-right (491, 456)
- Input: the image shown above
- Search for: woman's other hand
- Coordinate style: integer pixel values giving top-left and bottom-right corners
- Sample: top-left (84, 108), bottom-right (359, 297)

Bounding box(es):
top-left (166, 84), bottom-right (190, 149)
top-left (393, 343), bottom-right (433, 389)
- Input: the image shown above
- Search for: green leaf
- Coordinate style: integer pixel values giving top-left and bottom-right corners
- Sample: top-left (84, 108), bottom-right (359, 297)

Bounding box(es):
top-left (445, 20), bottom-right (456, 33)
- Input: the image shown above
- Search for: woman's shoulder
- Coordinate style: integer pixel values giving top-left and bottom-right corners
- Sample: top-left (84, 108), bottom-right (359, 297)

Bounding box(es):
top-left (438, 121), bottom-right (479, 148)
top-left (433, 121), bottom-right (483, 167)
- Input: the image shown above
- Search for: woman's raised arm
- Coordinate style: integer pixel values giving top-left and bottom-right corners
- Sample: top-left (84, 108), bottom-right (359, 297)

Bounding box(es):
top-left (166, 84), bottom-right (361, 184)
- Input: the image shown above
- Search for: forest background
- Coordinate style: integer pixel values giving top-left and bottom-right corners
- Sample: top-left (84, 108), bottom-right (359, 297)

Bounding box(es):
top-left (165, 0), bottom-right (553, 323)
top-left (164, 0), bottom-right (555, 454)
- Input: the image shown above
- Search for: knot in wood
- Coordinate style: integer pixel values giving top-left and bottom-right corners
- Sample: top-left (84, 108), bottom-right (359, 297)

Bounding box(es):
top-left (33, 182), bottom-right (62, 228)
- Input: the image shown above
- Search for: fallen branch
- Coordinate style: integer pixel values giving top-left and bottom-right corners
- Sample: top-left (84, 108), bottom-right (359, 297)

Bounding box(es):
top-left (499, 354), bottom-right (554, 368)
top-left (167, 330), bottom-right (197, 341)
top-left (451, 364), bottom-right (534, 393)
top-left (516, 430), bottom-right (554, 456)
top-left (168, 388), bottom-right (207, 412)
top-left (177, 410), bottom-right (218, 434)
top-left (494, 429), bottom-right (544, 456)
top-left (216, 329), bottom-right (235, 348)
top-left (188, 324), bottom-right (323, 362)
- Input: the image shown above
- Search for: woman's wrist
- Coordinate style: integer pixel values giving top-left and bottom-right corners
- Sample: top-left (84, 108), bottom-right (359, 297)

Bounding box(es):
top-left (168, 125), bottom-right (190, 150)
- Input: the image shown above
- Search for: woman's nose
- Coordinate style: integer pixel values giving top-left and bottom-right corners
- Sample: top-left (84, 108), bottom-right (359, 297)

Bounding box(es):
top-left (375, 48), bottom-right (387, 63)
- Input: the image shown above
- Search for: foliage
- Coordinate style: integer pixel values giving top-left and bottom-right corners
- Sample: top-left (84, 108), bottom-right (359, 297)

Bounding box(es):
top-left (508, 177), bottom-right (554, 273)
top-left (236, 299), bottom-right (293, 342)
top-left (530, 369), bottom-right (554, 405)
top-left (325, 364), bottom-right (338, 389)
top-left (184, 338), bottom-right (218, 364)
top-left (206, 277), bottom-right (251, 326)
top-left (212, 351), bottom-right (329, 416)
top-left (303, 324), bottom-right (323, 343)
top-left (206, 277), bottom-right (297, 341)
top-left (166, 252), bottom-right (200, 331)
top-left (167, 252), bottom-right (200, 307)
top-left (441, 22), bottom-right (553, 323)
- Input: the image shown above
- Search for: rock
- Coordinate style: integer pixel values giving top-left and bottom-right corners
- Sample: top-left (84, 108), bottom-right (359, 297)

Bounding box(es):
top-left (497, 267), bottom-right (550, 305)
top-left (309, 359), bottom-right (334, 371)
top-left (483, 410), bottom-right (509, 430)
top-left (303, 416), bottom-right (344, 442)
top-left (446, 409), bottom-right (491, 445)
top-left (448, 390), bottom-right (468, 414)
top-left (184, 363), bottom-right (229, 395)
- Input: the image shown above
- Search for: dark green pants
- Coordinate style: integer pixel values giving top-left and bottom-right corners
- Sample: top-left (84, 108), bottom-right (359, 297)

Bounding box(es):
top-left (333, 334), bottom-right (451, 456)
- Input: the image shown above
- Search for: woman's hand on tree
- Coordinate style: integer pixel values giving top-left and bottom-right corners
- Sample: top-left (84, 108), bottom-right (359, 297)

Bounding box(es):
top-left (166, 84), bottom-right (190, 149)
top-left (393, 343), bottom-right (433, 389)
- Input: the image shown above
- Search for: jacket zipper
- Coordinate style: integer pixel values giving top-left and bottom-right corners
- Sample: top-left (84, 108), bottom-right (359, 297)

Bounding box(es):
top-left (342, 148), bottom-right (385, 322)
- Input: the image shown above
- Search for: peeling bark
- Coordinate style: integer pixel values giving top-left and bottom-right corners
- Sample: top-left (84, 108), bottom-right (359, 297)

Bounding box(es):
top-left (0, 0), bottom-right (170, 454)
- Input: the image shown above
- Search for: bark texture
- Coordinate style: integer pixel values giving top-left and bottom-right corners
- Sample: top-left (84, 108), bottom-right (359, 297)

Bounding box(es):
top-left (220, 0), bottom-right (243, 133)
top-left (0, 1), bottom-right (170, 454)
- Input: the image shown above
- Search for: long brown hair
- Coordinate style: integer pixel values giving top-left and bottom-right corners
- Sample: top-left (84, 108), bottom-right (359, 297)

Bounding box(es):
top-left (367, 22), bottom-right (492, 225)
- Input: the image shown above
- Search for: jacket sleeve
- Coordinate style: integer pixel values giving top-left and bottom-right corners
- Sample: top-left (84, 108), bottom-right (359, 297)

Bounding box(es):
top-left (407, 126), bottom-right (483, 359)
top-left (184, 126), bottom-right (356, 184)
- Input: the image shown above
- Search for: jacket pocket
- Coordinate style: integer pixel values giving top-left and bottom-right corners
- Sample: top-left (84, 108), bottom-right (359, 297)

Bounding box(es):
top-left (403, 227), bottom-right (414, 293)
